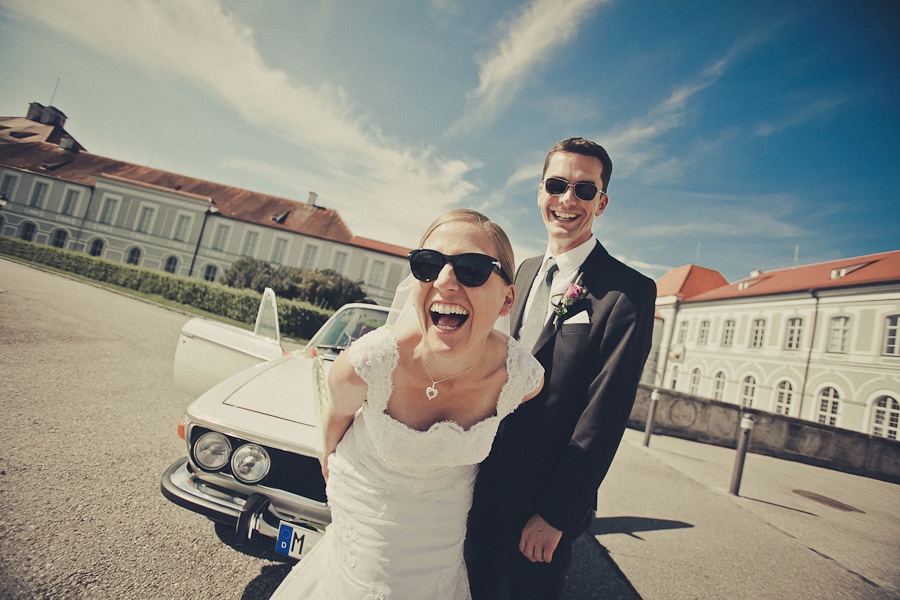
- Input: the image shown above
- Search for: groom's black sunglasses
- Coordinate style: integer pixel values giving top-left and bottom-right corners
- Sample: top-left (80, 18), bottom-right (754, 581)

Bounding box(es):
top-left (408, 249), bottom-right (511, 287)
top-left (543, 176), bottom-right (606, 202)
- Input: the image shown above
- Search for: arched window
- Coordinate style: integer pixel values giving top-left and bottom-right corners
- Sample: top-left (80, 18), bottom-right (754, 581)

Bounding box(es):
top-left (669, 365), bottom-right (679, 390)
top-left (50, 229), bottom-right (68, 249)
top-left (18, 222), bottom-right (36, 242)
top-left (689, 368), bottom-right (701, 395)
top-left (88, 238), bottom-right (104, 257)
top-left (163, 255), bottom-right (179, 274)
top-left (740, 375), bottom-right (756, 407)
top-left (203, 264), bottom-right (218, 282)
top-left (817, 387), bottom-right (840, 426)
top-left (774, 380), bottom-right (793, 416)
top-left (871, 395), bottom-right (899, 440)
top-left (712, 371), bottom-right (726, 401)
top-left (126, 247), bottom-right (142, 266)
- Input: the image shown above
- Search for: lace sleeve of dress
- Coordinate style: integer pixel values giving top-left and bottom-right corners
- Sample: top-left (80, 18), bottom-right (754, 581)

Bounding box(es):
top-left (497, 337), bottom-right (544, 418)
top-left (346, 327), bottom-right (399, 412)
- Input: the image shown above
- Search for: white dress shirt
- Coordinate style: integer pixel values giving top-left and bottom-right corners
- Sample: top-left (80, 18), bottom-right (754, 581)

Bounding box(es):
top-left (521, 236), bottom-right (597, 328)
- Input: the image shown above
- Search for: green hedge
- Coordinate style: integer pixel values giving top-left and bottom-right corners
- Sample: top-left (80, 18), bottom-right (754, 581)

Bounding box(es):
top-left (0, 236), bottom-right (332, 339)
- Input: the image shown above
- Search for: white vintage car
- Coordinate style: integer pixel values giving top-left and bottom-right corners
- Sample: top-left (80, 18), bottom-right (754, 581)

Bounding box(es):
top-left (160, 289), bottom-right (388, 560)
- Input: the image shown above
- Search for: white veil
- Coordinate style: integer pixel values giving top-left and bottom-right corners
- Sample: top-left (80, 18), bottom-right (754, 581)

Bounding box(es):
top-left (386, 274), bottom-right (511, 335)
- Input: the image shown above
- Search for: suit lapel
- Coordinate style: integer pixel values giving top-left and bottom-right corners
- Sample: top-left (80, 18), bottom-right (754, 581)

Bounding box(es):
top-left (511, 256), bottom-right (542, 337)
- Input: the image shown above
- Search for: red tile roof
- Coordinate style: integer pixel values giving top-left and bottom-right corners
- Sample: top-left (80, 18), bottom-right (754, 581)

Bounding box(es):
top-left (688, 250), bottom-right (900, 302)
top-left (655, 264), bottom-right (729, 300)
top-left (0, 141), bottom-right (409, 256)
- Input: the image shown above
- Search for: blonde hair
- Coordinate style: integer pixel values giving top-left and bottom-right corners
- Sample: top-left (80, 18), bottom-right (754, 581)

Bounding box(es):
top-left (418, 209), bottom-right (514, 283)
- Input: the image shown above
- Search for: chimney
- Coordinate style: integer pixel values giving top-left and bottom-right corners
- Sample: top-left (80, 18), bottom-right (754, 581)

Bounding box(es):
top-left (26, 102), bottom-right (67, 127)
top-left (307, 191), bottom-right (318, 206)
top-left (750, 269), bottom-right (763, 278)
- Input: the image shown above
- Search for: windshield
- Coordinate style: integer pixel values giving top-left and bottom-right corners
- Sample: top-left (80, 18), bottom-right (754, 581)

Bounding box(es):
top-left (307, 306), bottom-right (388, 355)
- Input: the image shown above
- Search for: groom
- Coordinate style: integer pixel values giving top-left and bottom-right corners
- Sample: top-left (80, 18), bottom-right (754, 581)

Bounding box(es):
top-left (466, 138), bottom-right (656, 599)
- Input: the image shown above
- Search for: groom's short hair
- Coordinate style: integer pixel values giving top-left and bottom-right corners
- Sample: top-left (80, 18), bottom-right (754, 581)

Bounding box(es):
top-left (542, 137), bottom-right (613, 192)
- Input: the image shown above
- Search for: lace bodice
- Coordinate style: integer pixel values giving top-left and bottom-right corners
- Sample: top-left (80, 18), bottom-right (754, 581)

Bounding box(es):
top-left (347, 327), bottom-right (542, 475)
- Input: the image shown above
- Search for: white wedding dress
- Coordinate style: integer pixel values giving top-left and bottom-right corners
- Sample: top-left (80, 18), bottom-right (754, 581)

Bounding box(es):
top-left (270, 327), bottom-right (543, 600)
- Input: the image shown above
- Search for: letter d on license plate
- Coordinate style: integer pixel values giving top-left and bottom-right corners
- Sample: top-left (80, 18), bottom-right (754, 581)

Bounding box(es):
top-left (276, 522), bottom-right (322, 559)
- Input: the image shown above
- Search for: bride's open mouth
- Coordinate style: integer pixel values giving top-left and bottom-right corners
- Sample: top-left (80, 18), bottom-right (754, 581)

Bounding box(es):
top-left (430, 302), bottom-right (470, 331)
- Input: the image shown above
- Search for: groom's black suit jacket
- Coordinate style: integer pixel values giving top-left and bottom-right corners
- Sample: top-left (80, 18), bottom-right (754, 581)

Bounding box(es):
top-left (474, 241), bottom-right (656, 538)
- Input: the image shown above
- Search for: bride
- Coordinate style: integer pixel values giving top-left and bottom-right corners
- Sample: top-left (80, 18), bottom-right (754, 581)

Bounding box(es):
top-left (270, 209), bottom-right (543, 599)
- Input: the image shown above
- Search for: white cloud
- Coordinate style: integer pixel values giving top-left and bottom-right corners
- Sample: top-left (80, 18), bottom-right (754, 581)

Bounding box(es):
top-left (754, 94), bottom-right (849, 137)
top-left (4, 0), bottom-right (478, 248)
top-left (450, 0), bottom-right (607, 133)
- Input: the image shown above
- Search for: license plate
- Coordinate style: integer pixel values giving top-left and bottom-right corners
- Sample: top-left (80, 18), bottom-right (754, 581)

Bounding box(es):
top-left (276, 521), bottom-right (324, 559)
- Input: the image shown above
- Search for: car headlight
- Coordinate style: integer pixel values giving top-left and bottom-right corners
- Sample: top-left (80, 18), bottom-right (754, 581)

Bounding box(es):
top-left (231, 444), bottom-right (270, 483)
top-left (193, 432), bottom-right (231, 470)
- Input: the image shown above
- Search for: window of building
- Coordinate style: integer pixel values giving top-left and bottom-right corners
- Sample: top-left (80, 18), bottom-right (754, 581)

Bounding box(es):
top-left (0, 214), bottom-right (5, 233)
top-left (99, 197), bottom-right (118, 225)
top-left (163, 255), bottom-right (179, 274)
top-left (29, 181), bottom-right (48, 208)
top-left (817, 387), bottom-right (840, 426)
top-left (669, 365), bottom-right (679, 390)
top-left (61, 189), bottom-right (80, 216)
top-left (0, 173), bottom-right (17, 198)
top-left (211, 223), bottom-right (230, 251)
top-left (871, 395), bottom-right (899, 440)
top-left (774, 380), bottom-right (794, 416)
top-left (713, 371), bottom-right (726, 401)
top-left (241, 231), bottom-right (259, 257)
top-left (369, 260), bottom-right (386, 287)
top-left (203, 264), bottom-right (218, 282)
top-left (750, 319), bottom-right (765, 348)
top-left (301, 244), bottom-right (319, 269)
top-left (828, 316), bottom-right (850, 353)
top-left (18, 222), bottom-right (36, 242)
top-left (689, 368), bottom-right (701, 395)
top-left (49, 229), bottom-right (68, 249)
top-left (88, 238), bottom-right (104, 257)
top-left (722, 319), bottom-right (735, 346)
top-left (884, 315), bottom-right (900, 356)
top-left (173, 214), bottom-right (192, 242)
top-left (271, 238), bottom-right (289, 264)
top-left (332, 251), bottom-right (349, 274)
top-left (697, 321), bottom-right (710, 345)
top-left (740, 375), bottom-right (756, 407)
top-left (677, 320), bottom-right (689, 344)
top-left (126, 247), bottom-right (142, 266)
top-left (135, 205), bottom-right (155, 233)
top-left (784, 317), bottom-right (802, 350)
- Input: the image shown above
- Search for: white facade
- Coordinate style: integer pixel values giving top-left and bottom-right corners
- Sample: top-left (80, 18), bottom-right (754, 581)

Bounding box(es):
top-left (0, 165), bottom-right (408, 306)
top-left (653, 284), bottom-right (900, 439)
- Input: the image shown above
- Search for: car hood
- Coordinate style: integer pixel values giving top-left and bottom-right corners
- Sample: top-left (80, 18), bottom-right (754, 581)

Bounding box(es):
top-left (221, 352), bottom-right (323, 425)
top-left (186, 351), bottom-right (331, 454)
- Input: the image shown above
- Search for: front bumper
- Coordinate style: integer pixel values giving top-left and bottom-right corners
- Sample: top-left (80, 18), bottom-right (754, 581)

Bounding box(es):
top-left (160, 457), bottom-right (330, 544)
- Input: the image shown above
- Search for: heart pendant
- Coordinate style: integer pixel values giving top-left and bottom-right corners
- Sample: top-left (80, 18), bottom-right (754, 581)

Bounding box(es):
top-left (425, 386), bottom-right (438, 400)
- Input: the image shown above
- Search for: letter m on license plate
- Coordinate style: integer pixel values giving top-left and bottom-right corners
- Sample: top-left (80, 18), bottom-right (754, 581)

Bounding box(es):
top-left (276, 521), bottom-right (322, 559)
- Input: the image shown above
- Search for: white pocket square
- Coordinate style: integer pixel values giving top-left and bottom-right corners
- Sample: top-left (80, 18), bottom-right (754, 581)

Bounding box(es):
top-left (564, 310), bottom-right (590, 324)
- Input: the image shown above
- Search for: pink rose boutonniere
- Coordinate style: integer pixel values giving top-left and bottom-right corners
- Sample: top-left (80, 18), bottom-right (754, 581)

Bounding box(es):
top-left (551, 273), bottom-right (588, 327)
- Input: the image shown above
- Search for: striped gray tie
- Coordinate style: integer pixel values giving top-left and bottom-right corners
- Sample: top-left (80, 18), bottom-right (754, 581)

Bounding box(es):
top-left (518, 257), bottom-right (557, 352)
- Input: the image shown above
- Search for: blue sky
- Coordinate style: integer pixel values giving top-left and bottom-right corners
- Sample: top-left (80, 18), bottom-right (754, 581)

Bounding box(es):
top-left (1, 0), bottom-right (897, 282)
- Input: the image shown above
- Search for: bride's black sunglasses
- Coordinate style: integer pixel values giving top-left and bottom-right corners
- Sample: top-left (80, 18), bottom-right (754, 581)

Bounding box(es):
top-left (408, 249), bottom-right (511, 287)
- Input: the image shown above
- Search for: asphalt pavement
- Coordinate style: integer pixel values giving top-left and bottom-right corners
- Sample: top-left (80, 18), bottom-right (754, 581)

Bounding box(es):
top-left (590, 427), bottom-right (900, 599)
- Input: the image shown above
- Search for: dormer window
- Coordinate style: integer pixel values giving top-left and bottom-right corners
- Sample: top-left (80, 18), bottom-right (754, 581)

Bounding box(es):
top-left (830, 262), bottom-right (870, 279)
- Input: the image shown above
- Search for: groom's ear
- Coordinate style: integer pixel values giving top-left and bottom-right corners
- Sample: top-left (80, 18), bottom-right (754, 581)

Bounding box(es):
top-left (498, 286), bottom-right (515, 317)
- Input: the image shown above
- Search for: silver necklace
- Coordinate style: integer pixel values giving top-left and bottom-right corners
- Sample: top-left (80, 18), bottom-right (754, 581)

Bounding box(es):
top-left (420, 354), bottom-right (480, 400)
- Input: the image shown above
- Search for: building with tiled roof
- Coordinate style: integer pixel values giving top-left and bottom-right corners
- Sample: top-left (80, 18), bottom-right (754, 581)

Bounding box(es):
top-left (0, 105), bottom-right (410, 305)
top-left (649, 253), bottom-right (900, 439)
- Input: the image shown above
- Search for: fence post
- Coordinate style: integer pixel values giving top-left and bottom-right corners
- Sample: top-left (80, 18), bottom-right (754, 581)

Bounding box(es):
top-left (642, 388), bottom-right (661, 447)
top-left (729, 413), bottom-right (755, 495)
